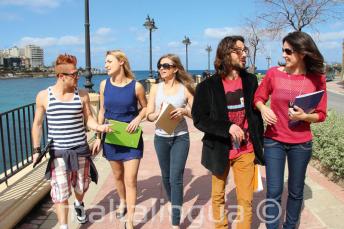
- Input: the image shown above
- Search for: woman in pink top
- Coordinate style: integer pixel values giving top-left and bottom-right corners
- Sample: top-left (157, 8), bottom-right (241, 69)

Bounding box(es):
top-left (254, 31), bottom-right (327, 229)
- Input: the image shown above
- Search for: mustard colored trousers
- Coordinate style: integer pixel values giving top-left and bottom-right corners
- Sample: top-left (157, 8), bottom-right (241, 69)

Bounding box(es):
top-left (211, 152), bottom-right (255, 229)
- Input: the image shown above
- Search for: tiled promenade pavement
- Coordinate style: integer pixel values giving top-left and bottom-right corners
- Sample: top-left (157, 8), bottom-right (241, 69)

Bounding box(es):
top-left (16, 117), bottom-right (344, 229)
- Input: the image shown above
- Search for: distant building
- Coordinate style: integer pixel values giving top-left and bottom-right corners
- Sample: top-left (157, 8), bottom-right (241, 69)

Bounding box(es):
top-left (4, 57), bottom-right (22, 70)
top-left (24, 45), bottom-right (44, 68)
top-left (0, 44), bottom-right (44, 70)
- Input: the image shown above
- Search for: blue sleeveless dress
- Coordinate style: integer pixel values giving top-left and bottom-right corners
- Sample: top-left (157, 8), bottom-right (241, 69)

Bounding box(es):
top-left (103, 79), bottom-right (143, 161)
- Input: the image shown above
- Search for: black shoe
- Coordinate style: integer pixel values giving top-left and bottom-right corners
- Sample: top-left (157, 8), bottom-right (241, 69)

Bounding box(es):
top-left (115, 206), bottom-right (127, 219)
top-left (74, 202), bottom-right (88, 224)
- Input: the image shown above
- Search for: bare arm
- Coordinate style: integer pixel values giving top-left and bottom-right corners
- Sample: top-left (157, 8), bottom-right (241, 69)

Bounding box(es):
top-left (32, 90), bottom-right (47, 149)
top-left (146, 84), bottom-right (159, 122)
top-left (97, 80), bottom-right (106, 126)
top-left (80, 89), bottom-right (111, 133)
top-left (184, 88), bottom-right (194, 118)
top-left (255, 101), bottom-right (277, 125)
top-left (126, 82), bottom-right (147, 133)
top-left (135, 82), bottom-right (148, 121)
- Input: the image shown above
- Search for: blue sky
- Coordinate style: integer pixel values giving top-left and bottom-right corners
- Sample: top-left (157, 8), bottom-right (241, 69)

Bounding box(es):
top-left (1, 0), bottom-right (343, 70)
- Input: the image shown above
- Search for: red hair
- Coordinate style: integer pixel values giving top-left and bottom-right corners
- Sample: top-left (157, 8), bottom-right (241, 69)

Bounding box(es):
top-left (55, 54), bottom-right (77, 66)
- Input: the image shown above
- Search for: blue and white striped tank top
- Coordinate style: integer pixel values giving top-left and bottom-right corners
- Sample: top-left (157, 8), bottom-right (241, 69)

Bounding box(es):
top-left (46, 87), bottom-right (87, 150)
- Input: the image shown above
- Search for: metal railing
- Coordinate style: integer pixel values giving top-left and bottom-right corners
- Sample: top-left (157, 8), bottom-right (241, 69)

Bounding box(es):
top-left (0, 103), bottom-right (48, 185)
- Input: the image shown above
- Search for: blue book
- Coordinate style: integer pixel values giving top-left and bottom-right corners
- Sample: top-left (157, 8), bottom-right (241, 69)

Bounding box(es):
top-left (289, 90), bottom-right (324, 127)
top-left (293, 90), bottom-right (324, 113)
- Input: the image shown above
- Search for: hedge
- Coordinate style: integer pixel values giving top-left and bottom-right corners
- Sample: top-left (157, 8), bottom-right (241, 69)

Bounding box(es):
top-left (312, 110), bottom-right (344, 178)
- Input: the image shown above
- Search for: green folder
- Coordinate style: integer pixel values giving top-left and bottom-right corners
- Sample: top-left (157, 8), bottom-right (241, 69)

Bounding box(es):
top-left (104, 120), bottom-right (142, 148)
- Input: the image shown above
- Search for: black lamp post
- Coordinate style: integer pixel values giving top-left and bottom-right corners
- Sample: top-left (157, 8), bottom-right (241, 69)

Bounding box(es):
top-left (205, 45), bottom-right (212, 72)
top-left (182, 36), bottom-right (191, 72)
top-left (143, 15), bottom-right (157, 78)
top-left (84, 0), bottom-right (94, 92)
top-left (266, 55), bottom-right (271, 69)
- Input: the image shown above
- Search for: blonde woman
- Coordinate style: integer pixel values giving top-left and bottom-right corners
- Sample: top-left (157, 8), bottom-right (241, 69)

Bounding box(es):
top-left (93, 50), bottom-right (147, 229)
top-left (146, 54), bottom-right (194, 228)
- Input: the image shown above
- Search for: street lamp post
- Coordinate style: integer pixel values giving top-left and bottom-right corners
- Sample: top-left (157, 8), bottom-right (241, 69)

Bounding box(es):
top-left (205, 45), bottom-right (212, 72)
top-left (84, 0), bottom-right (94, 92)
top-left (182, 36), bottom-right (191, 72)
top-left (266, 55), bottom-right (271, 69)
top-left (143, 15), bottom-right (157, 79)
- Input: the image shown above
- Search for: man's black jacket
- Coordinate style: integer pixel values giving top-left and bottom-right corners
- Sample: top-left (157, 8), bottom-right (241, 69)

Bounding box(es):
top-left (191, 71), bottom-right (264, 175)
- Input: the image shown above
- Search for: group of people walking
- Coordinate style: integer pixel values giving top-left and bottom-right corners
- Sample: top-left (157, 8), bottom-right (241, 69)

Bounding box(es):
top-left (32, 30), bottom-right (327, 229)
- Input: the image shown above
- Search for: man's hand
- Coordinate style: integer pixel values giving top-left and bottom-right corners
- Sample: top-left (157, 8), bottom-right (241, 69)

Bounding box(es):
top-left (32, 147), bottom-right (41, 164)
top-left (229, 124), bottom-right (245, 143)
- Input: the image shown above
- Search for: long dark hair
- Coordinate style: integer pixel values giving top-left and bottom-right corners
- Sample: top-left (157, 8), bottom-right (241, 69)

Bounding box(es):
top-left (214, 36), bottom-right (245, 76)
top-left (157, 54), bottom-right (195, 95)
top-left (283, 31), bottom-right (324, 75)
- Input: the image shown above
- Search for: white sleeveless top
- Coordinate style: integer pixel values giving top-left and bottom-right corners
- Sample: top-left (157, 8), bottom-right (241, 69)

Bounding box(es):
top-left (155, 82), bottom-right (188, 137)
top-left (46, 87), bottom-right (87, 150)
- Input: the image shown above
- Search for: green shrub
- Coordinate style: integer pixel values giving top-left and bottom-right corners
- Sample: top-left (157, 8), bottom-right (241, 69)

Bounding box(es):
top-left (312, 110), bottom-right (344, 178)
top-left (256, 74), bottom-right (265, 82)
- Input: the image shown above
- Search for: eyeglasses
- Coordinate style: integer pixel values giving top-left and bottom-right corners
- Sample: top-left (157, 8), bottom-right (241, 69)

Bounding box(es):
top-left (61, 71), bottom-right (79, 78)
top-left (282, 48), bottom-right (294, 55)
top-left (157, 63), bottom-right (175, 70)
top-left (231, 47), bottom-right (249, 55)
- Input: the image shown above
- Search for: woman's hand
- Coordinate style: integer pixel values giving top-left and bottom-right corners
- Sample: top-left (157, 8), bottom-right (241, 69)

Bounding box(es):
top-left (92, 139), bottom-right (102, 155)
top-left (261, 105), bottom-right (277, 125)
top-left (288, 105), bottom-right (308, 121)
top-left (126, 117), bottom-right (141, 133)
top-left (170, 107), bottom-right (186, 120)
top-left (96, 124), bottom-right (112, 133)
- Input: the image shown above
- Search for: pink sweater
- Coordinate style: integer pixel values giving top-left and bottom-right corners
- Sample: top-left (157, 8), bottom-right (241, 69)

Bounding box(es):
top-left (254, 66), bottom-right (327, 144)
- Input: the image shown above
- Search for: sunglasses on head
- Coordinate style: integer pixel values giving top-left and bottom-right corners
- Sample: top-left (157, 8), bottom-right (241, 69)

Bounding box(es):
top-left (282, 48), bottom-right (294, 55)
top-left (157, 63), bottom-right (175, 70)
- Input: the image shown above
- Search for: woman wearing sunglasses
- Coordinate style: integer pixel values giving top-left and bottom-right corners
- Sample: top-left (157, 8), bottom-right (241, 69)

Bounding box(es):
top-left (254, 31), bottom-right (327, 228)
top-left (146, 54), bottom-right (194, 228)
top-left (92, 50), bottom-right (147, 229)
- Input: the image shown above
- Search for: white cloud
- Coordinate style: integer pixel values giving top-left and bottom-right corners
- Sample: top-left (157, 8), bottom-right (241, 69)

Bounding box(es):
top-left (204, 27), bottom-right (244, 39)
top-left (128, 27), bottom-right (147, 42)
top-left (19, 35), bottom-right (82, 47)
top-left (0, 0), bottom-right (62, 9)
top-left (92, 27), bottom-right (115, 45)
top-left (318, 41), bottom-right (341, 50)
top-left (316, 31), bottom-right (344, 41)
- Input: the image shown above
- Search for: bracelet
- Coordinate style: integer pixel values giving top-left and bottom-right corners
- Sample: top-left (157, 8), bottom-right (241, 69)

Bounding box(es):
top-left (33, 147), bottom-right (41, 154)
top-left (94, 133), bottom-right (102, 140)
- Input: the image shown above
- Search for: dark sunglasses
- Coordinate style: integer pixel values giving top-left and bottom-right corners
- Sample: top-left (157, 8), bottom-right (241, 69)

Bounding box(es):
top-left (157, 63), bottom-right (175, 70)
top-left (282, 48), bottom-right (294, 55)
top-left (61, 71), bottom-right (79, 78)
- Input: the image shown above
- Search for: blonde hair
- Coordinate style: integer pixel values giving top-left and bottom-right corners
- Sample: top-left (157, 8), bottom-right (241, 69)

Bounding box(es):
top-left (106, 50), bottom-right (135, 79)
top-left (157, 54), bottom-right (195, 95)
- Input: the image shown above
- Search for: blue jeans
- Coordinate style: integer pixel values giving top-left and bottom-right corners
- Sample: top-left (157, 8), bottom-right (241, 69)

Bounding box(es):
top-left (154, 133), bottom-right (190, 226)
top-left (264, 137), bottom-right (312, 229)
